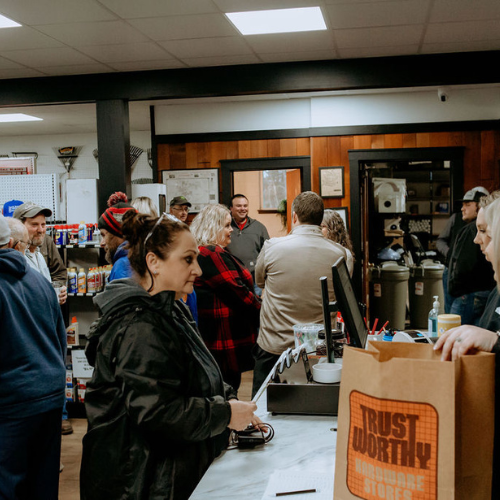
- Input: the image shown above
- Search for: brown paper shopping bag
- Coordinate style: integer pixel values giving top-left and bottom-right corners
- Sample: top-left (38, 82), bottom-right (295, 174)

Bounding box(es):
top-left (334, 342), bottom-right (495, 500)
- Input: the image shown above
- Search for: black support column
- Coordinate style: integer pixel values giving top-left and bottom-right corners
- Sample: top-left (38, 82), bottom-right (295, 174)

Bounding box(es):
top-left (96, 99), bottom-right (131, 214)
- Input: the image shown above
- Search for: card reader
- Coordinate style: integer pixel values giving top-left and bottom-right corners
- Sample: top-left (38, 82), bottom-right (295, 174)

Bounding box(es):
top-left (392, 330), bottom-right (434, 344)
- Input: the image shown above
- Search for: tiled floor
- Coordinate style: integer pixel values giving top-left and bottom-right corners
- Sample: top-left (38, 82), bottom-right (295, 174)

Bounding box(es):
top-left (59, 371), bottom-right (254, 499)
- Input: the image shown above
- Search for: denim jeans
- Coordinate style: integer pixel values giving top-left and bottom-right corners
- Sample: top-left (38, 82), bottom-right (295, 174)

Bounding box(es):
top-left (450, 289), bottom-right (491, 326)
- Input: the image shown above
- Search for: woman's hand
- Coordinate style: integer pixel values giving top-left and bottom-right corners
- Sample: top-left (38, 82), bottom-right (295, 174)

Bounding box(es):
top-left (434, 325), bottom-right (498, 361)
top-left (228, 400), bottom-right (258, 431)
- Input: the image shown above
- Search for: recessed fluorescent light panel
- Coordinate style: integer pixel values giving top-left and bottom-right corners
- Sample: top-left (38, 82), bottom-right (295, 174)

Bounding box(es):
top-left (0, 114), bottom-right (42, 123)
top-left (0, 14), bottom-right (21, 28)
top-left (226, 7), bottom-right (327, 35)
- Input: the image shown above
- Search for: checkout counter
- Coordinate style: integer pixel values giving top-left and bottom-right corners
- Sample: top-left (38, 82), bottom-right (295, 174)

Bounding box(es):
top-left (191, 386), bottom-right (337, 499)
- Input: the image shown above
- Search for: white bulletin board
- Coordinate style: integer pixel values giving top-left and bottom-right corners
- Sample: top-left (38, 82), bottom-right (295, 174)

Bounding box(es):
top-left (161, 169), bottom-right (219, 213)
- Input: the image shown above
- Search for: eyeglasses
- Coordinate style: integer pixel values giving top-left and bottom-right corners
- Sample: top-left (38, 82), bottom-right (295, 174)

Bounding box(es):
top-left (143, 212), bottom-right (179, 255)
top-left (171, 205), bottom-right (189, 213)
top-left (13, 239), bottom-right (29, 249)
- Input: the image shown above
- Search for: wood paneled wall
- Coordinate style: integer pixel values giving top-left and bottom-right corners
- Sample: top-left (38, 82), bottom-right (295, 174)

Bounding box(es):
top-left (157, 130), bottom-right (500, 221)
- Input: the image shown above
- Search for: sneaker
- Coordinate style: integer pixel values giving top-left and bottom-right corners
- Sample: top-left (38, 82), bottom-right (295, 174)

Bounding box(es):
top-left (61, 419), bottom-right (73, 435)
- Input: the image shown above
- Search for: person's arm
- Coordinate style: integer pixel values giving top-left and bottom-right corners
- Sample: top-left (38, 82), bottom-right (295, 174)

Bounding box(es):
top-left (42, 235), bottom-right (68, 283)
top-left (255, 242), bottom-right (268, 289)
top-left (434, 325), bottom-right (498, 361)
top-left (117, 320), bottom-right (260, 440)
top-left (198, 249), bottom-right (261, 314)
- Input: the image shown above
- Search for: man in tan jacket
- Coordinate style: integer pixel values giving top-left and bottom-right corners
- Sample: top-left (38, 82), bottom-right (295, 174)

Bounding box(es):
top-left (252, 191), bottom-right (352, 396)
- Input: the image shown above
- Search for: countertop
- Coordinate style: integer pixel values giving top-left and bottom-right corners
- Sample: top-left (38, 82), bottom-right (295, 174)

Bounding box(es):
top-left (190, 391), bottom-right (338, 499)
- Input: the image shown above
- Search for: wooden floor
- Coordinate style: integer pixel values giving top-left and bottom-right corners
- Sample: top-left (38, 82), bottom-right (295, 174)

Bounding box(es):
top-left (59, 371), bottom-right (253, 499)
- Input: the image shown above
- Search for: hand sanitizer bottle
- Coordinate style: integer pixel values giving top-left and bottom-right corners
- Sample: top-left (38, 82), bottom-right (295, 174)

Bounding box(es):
top-left (428, 295), bottom-right (440, 336)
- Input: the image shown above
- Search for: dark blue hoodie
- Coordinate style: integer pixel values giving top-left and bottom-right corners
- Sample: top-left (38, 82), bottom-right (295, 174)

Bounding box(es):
top-left (0, 249), bottom-right (66, 417)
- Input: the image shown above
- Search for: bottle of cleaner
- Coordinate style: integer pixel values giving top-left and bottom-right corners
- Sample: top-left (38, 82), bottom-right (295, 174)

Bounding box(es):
top-left (77, 268), bottom-right (86, 293)
top-left (78, 221), bottom-right (86, 245)
top-left (428, 295), bottom-right (440, 336)
top-left (67, 268), bottom-right (77, 294)
top-left (66, 316), bottom-right (79, 346)
top-left (87, 268), bottom-right (96, 293)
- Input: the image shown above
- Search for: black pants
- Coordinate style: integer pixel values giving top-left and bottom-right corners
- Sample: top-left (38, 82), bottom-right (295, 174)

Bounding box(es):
top-left (251, 344), bottom-right (280, 399)
top-left (0, 407), bottom-right (62, 500)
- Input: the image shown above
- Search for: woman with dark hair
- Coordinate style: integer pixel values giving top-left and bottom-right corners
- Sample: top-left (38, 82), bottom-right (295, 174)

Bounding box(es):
top-left (190, 204), bottom-right (261, 392)
top-left (80, 210), bottom-right (261, 500)
top-left (320, 209), bottom-right (354, 273)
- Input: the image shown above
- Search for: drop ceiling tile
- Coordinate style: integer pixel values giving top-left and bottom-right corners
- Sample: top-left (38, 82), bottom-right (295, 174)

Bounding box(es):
top-left (78, 42), bottom-right (171, 62)
top-left (326, 0), bottom-right (429, 29)
top-left (324, 0), bottom-right (392, 4)
top-left (108, 59), bottom-right (187, 71)
top-left (335, 25), bottom-right (423, 48)
top-left (0, 68), bottom-right (46, 79)
top-left (0, 47), bottom-right (97, 67)
top-left (430, 0), bottom-right (500, 23)
top-left (159, 37), bottom-right (252, 58)
top-left (213, 0), bottom-right (320, 12)
top-left (98, 0), bottom-right (218, 18)
top-left (0, 0), bottom-right (116, 25)
top-left (338, 44), bottom-right (420, 58)
top-left (259, 49), bottom-right (336, 63)
top-left (183, 54), bottom-right (261, 67)
top-left (128, 14), bottom-right (237, 41)
top-left (422, 40), bottom-right (500, 54)
top-left (40, 63), bottom-right (115, 76)
top-left (0, 26), bottom-right (64, 51)
top-left (36, 21), bottom-right (149, 46)
top-left (246, 31), bottom-right (334, 54)
top-left (425, 19), bottom-right (500, 44)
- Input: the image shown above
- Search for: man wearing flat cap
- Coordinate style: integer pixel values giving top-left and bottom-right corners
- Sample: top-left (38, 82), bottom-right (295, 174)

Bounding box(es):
top-left (169, 196), bottom-right (191, 223)
top-left (98, 201), bottom-right (136, 282)
top-left (447, 186), bottom-right (496, 324)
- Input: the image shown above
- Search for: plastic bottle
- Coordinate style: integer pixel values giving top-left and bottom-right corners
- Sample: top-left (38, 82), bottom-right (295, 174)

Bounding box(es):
top-left (67, 268), bottom-right (77, 293)
top-left (93, 225), bottom-right (101, 245)
top-left (66, 316), bottom-right (79, 346)
top-left (87, 268), bottom-right (96, 293)
top-left (77, 268), bottom-right (86, 293)
top-left (78, 221), bottom-right (87, 245)
top-left (428, 295), bottom-right (440, 336)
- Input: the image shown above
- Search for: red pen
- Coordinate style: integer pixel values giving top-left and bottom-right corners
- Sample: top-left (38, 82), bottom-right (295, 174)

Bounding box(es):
top-left (370, 318), bottom-right (379, 336)
top-left (377, 321), bottom-right (389, 335)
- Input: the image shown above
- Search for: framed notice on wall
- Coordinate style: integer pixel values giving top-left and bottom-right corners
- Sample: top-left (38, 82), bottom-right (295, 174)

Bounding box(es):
top-left (161, 169), bottom-right (219, 213)
top-left (319, 166), bottom-right (344, 198)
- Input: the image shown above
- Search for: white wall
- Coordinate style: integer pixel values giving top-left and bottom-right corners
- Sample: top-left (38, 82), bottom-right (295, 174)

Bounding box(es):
top-left (154, 87), bottom-right (500, 134)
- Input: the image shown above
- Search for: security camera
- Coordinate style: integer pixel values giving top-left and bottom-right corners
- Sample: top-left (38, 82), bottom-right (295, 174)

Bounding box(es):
top-left (438, 88), bottom-right (449, 103)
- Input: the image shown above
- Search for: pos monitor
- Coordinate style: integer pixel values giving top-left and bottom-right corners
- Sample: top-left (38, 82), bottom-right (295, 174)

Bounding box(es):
top-left (331, 256), bottom-right (368, 349)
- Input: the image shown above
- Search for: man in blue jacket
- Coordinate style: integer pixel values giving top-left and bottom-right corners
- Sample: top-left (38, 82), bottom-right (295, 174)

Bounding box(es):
top-left (0, 214), bottom-right (66, 499)
top-left (98, 202), bottom-right (136, 282)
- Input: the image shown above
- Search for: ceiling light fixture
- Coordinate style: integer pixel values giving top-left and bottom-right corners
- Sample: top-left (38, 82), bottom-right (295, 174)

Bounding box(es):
top-left (226, 7), bottom-right (327, 35)
top-left (0, 14), bottom-right (21, 29)
top-left (0, 114), bottom-right (42, 123)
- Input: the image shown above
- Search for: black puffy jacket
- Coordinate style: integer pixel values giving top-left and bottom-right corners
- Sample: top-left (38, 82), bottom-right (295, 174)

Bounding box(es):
top-left (80, 279), bottom-right (234, 500)
top-left (448, 222), bottom-right (496, 297)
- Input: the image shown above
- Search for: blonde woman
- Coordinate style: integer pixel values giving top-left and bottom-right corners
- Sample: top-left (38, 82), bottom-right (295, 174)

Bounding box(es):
top-left (190, 204), bottom-right (261, 391)
top-left (130, 196), bottom-right (158, 217)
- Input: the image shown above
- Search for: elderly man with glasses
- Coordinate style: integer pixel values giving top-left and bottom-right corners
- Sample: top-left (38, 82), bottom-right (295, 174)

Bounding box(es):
top-left (169, 196), bottom-right (191, 223)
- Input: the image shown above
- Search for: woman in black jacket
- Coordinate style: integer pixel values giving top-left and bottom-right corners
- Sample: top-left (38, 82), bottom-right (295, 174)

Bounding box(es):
top-left (80, 211), bottom-right (261, 500)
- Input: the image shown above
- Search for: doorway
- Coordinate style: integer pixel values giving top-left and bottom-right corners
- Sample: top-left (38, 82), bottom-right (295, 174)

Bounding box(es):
top-left (348, 147), bottom-right (464, 299)
top-left (220, 156), bottom-right (311, 236)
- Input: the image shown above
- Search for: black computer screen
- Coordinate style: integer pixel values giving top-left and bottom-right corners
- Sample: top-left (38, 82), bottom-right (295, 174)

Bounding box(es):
top-left (331, 256), bottom-right (368, 349)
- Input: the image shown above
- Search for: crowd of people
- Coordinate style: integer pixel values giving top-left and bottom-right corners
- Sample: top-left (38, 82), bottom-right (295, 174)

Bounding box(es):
top-left (3, 183), bottom-right (500, 499)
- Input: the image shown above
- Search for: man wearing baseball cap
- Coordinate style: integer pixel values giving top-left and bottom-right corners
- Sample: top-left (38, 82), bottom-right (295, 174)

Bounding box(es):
top-left (447, 186), bottom-right (496, 324)
top-left (13, 202), bottom-right (68, 298)
top-left (169, 196), bottom-right (191, 223)
top-left (98, 201), bottom-right (136, 282)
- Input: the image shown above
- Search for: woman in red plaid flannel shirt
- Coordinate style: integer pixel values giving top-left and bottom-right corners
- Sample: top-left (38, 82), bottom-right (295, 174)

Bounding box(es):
top-left (191, 204), bottom-right (261, 392)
